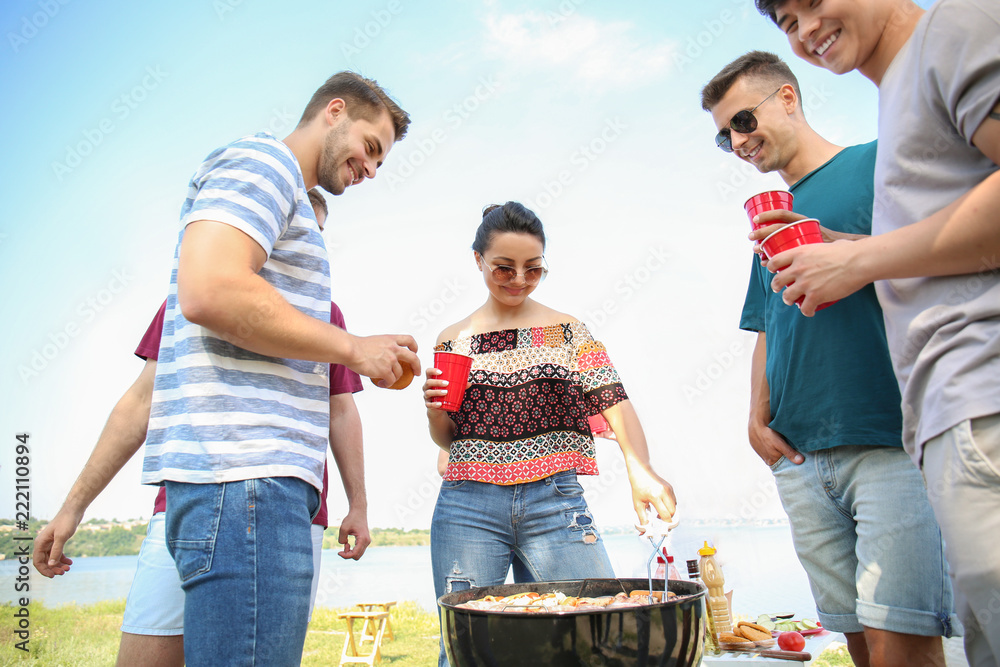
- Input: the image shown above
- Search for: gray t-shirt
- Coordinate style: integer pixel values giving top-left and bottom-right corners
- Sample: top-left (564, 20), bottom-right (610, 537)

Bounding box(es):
top-left (874, 0), bottom-right (1000, 463)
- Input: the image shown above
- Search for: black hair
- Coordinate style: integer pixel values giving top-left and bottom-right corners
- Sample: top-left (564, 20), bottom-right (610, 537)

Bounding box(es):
top-left (755, 0), bottom-right (782, 24)
top-left (472, 202), bottom-right (546, 255)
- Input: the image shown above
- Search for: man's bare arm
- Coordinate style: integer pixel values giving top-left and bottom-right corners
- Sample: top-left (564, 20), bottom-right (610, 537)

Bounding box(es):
top-left (34, 359), bottom-right (156, 577)
top-left (328, 393), bottom-right (370, 560)
top-left (178, 220), bottom-right (419, 383)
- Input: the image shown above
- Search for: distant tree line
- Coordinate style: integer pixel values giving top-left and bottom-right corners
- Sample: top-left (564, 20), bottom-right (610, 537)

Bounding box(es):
top-left (0, 519), bottom-right (431, 561)
top-left (0, 518), bottom-right (146, 560)
top-left (323, 527), bottom-right (431, 549)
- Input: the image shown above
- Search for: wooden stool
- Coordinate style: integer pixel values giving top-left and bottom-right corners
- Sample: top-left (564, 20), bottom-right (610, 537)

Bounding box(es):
top-left (337, 611), bottom-right (389, 666)
top-left (355, 601), bottom-right (397, 643)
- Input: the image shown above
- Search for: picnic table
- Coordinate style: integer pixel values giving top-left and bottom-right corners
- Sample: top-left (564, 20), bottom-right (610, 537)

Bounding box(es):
top-left (337, 608), bottom-right (392, 666)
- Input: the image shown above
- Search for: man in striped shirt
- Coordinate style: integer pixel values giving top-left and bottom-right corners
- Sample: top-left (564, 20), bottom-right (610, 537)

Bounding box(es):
top-left (142, 71), bottom-right (418, 666)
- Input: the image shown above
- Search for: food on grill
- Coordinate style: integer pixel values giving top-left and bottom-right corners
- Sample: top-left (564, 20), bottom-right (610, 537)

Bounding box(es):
top-left (456, 589), bottom-right (680, 613)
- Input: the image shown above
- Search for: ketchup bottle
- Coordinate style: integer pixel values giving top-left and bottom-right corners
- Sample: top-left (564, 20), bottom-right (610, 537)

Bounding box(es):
top-left (666, 553), bottom-right (681, 580)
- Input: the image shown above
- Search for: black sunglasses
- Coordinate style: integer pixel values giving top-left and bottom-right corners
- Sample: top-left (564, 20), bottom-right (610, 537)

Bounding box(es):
top-left (715, 88), bottom-right (782, 153)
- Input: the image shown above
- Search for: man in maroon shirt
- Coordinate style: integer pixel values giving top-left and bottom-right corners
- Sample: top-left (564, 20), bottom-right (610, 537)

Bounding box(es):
top-left (34, 191), bottom-right (370, 667)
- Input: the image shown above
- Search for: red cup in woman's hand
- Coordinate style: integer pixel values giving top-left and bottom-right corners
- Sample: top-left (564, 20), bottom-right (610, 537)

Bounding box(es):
top-left (433, 352), bottom-right (473, 411)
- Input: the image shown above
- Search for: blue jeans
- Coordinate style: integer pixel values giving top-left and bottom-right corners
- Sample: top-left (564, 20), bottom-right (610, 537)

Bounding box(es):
top-left (165, 478), bottom-right (319, 666)
top-left (431, 470), bottom-right (614, 666)
top-left (770, 445), bottom-right (959, 636)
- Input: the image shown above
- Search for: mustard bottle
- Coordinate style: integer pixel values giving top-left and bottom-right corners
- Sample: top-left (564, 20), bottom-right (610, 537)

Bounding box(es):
top-left (698, 541), bottom-right (732, 645)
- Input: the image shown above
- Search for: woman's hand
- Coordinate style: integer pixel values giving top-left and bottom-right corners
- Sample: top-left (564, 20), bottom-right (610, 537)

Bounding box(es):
top-left (423, 367), bottom-right (450, 413)
top-left (626, 464), bottom-right (677, 527)
top-left (424, 367), bottom-right (459, 448)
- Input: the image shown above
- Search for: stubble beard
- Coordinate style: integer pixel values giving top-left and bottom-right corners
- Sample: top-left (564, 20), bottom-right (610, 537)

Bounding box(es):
top-left (317, 124), bottom-right (350, 196)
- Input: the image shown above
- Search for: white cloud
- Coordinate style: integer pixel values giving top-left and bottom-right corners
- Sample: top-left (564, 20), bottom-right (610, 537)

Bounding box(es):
top-left (482, 11), bottom-right (677, 89)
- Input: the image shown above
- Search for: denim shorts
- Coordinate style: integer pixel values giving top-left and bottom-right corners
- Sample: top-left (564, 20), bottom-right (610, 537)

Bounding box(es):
top-left (121, 515), bottom-right (326, 635)
top-left (431, 470), bottom-right (615, 666)
top-left (770, 445), bottom-right (959, 636)
top-left (165, 477), bottom-right (319, 666)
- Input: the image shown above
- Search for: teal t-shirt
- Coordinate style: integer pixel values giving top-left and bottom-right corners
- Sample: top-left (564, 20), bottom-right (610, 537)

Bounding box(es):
top-left (739, 141), bottom-right (902, 452)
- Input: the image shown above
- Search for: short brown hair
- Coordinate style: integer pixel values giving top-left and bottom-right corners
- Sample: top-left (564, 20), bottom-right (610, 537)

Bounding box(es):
top-left (307, 188), bottom-right (328, 219)
top-left (701, 51), bottom-right (802, 112)
top-left (298, 71), bottom-right (410, 141)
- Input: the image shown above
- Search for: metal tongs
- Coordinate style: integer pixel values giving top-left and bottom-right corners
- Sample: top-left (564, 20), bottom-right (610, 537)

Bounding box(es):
top-left (636, 511), bottom-right (680, 599)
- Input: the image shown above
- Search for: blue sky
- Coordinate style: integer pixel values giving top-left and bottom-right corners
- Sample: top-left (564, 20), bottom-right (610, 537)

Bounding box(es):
top-left (0, 1), bottom-right (933, 530)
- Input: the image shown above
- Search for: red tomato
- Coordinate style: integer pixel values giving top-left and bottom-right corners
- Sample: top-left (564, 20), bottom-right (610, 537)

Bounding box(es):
top-left (777, 631), bottom-right (805, 652)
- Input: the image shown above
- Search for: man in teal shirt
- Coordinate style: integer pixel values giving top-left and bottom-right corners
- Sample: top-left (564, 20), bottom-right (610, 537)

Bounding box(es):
top-left (701, 52), bottom-right (957, 666)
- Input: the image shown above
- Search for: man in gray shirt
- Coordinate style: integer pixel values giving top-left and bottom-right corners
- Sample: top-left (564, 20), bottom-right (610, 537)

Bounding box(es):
top-left (752, 0), bottom-right (1000, 664)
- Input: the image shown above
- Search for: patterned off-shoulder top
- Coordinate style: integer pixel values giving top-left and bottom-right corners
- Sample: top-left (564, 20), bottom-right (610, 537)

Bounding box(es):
top-left (435, 321), bottom-right (628, 485)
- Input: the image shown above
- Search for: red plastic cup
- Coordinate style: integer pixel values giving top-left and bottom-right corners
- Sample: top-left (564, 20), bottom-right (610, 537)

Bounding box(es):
top-left (434, 352), bottom-right (473, 411)
top-left (744, 190), bottom-right (794, 230)
top-left (760, 219), bottom-right (838, 311)
top-left (759, 219), bottom-right (823, 258)
top-left (588, 414), bottom-right (610, 435)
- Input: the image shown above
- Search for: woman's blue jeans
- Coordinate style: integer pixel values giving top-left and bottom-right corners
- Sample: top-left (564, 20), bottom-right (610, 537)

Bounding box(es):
top-left (165, 477), bottom-right (318, 666)
top-left (431, 470), bottom-right (615, 666)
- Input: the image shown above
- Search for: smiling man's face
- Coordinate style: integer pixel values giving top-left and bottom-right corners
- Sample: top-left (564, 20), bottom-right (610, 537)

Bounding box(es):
top-left (771, 0), bottom-right (888, 78)
top-left (316, 105), bottom-right (396, 196)
top-left (711, 78), bottom-right (797, 175)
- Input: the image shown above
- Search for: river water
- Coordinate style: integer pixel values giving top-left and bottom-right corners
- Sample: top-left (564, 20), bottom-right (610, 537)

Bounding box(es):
top-left (3, 524), bottom-right (818, 619)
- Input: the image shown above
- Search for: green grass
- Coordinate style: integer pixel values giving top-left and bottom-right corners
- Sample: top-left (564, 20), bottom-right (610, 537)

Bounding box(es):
top-left (303, 602), bottom-right (440, 666)
top-left (1, 600), bottom-right (852, 666)
top-left (0, 600), bottom-right (124, 666)
top-left (0, 600), bottom-right (439, 666)
top-left (811, 643), bottom-right (855, 667)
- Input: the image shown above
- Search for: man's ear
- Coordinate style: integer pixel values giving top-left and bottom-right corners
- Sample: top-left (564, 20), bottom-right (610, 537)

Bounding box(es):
top-left (325, 98), bottom-right (347, 126)
top-left (779, 83), bottom-right (799, 115)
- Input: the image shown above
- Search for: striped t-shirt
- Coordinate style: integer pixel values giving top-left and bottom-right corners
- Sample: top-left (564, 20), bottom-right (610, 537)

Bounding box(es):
top-left (142, 132), bottom-right (332, 491)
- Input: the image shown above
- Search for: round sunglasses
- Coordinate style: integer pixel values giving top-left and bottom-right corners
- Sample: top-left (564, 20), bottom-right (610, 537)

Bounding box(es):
top-left (483, 259), bottom-right (549, 285)
top-left (715, 87), bottom-right (782, 152)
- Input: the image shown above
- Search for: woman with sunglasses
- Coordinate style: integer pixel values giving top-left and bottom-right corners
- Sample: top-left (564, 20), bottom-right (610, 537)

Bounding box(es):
top-left (423, 201), bottom-right (676, 665)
